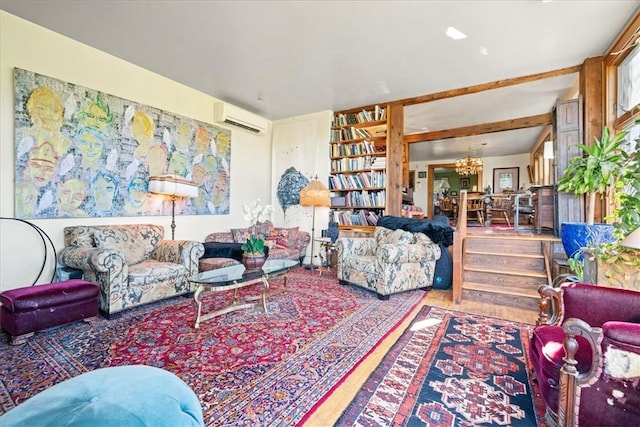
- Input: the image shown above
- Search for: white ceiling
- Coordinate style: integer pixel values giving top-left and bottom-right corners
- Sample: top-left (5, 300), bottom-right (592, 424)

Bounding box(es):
top-left (2, 1), bottom-right (638, 161)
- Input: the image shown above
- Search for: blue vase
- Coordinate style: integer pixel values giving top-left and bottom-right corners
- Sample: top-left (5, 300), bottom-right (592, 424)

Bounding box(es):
top-left (560, 222), bottom-right (616, 260)
top-left (328, 221), bottom-right (339, 243)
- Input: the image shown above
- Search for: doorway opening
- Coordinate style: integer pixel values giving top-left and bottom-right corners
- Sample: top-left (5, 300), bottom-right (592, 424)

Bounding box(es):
top-left (426, 163), bottom-right (483, 218)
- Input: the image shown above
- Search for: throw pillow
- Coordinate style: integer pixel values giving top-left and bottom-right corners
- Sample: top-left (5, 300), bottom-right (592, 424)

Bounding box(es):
top-left (93, 228), bottom-right (146, 265)
top-left (231, 227), bottom-right (251, 243)
top-left (268, 228), bottom-right (289, 247)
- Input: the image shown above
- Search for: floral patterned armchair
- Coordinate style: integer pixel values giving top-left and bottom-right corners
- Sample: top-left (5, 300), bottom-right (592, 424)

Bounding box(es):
top-left (59, 224), bottom-right (204, 315)
top-left (336, 227), bottom-right (441, 299)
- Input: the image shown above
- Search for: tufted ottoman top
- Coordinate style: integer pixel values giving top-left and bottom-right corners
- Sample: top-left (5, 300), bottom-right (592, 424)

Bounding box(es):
top-left (0, 365), bottom-right (204, 427)
top-left (0, 280), bottom-right (98, 312)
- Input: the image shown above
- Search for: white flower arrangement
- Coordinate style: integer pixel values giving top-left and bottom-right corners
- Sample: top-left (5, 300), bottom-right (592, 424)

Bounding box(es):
top-left (241, 199), bottom-right (274, 255)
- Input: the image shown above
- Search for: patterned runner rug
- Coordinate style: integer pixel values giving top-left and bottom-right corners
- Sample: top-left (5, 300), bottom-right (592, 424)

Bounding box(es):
top-left (0, 267), bottom-right (425, 425)
top-left (338, 306), bottom-right (545, 426)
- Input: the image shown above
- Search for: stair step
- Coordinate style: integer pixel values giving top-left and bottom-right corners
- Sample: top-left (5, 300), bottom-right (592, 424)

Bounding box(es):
top-left (466, 249), bottom-right (543, 259)
top-left (464, 265), bottom-right (547, 278)
top-left (463, 281), bottom-right (540, 299)
top-left (465, 253), bottom-right (545, 271)
top-left (465, 237), bottom-right (542, 255)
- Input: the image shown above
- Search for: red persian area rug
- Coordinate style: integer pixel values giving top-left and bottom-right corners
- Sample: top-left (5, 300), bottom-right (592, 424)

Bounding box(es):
top-left (337, 306), bottom-right (545, 427)
top-left (0, 267), bottom-right (425, 426)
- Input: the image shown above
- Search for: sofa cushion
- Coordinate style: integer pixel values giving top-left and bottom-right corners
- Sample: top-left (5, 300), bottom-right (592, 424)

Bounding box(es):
top-left (128, 260), bottom-right (188, 289)
top-left (231, 227), bottom-right (251, 243)
top-left (199, 257), bottom-right (241, 272)
top-left (94, 228), bottom-right (147, 265)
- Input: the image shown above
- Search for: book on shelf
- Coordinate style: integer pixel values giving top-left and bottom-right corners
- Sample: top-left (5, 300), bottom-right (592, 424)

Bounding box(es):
top-left (364, 124), bottom-right (386, 138)
top-left (334, 106), bottom-right (386, 128)
top-left (333, 209), bottom-right (381, 226)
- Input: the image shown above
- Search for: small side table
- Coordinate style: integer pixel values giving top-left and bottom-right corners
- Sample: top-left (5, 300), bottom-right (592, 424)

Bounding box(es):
top-left (315, 237), bottom-right (337, 276)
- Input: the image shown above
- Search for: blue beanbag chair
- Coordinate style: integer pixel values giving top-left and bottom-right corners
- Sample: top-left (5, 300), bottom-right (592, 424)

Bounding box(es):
top-left (1, 365), bottom-right (204, 427)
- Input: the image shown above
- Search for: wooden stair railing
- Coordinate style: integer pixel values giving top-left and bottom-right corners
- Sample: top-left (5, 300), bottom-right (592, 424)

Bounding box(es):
top-left (452, 191), bottom-right (468, 303)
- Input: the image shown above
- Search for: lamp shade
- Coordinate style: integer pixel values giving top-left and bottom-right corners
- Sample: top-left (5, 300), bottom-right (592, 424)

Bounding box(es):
top-left (148, 174), bottom-right (198, 198)
top-left (543, 140), bottom-right (554, 159)
top-left (299, 179), bottom-right (330, 207)
top-left (620, 228), bottom-right (640, 250)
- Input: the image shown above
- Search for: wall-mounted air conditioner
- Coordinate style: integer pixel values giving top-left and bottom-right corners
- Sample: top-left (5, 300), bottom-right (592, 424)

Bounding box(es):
top-left (213, 102), bottom-right (268, 134)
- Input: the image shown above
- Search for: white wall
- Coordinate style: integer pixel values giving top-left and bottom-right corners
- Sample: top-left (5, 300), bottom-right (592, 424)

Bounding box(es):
top-left (0, 12), bottom-right (277, 289)
top-left (410, 153), bottom-right (532, 212)
top-left (271, 111), bottom-right (332, 265)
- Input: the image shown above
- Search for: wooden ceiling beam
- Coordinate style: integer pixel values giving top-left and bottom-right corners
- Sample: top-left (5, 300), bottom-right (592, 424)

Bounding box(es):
top-left (396, 65), bottom-right (582, 107)
top-left (405, 113), bottom-right (553, 144)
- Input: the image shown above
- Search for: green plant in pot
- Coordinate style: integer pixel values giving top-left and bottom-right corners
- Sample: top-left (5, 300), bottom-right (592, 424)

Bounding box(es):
top-left (582, 121), bottom-right (640, 288)
top-left (240, 199), bottom-right (274, 270)
top-left (557, 126), bottom-right (629, 259)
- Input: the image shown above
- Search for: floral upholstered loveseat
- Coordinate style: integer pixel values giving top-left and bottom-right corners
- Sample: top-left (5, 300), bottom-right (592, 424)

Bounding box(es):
top-left (200, 220), bottom-right (309, 271)
top-left (59, 224), bottom-right (204, 315)
top-left (336, 226), bottom-right (441, 299)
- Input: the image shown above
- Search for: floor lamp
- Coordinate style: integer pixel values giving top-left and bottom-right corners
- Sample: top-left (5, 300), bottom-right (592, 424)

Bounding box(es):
top-left (299, 176), bottom-right (330, 270)
top-left (148, 174), bottom-right (199, 239)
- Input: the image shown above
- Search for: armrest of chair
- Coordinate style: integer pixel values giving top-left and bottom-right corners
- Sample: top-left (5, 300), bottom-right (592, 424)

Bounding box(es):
top-left (59, 246), bottom-right (125, 273)
top-left (602, 321), bottom-right (640, 379)
top-left (153, 240), bottom-right (205, 276)
top-left (336, 237), bottom-right (376, 259)
top-left (288, 230), bottom-right (311, 253)
top-left (536, 285), bottom-right (563, 326)
top-left (604, 321), bottom-right (640, 348)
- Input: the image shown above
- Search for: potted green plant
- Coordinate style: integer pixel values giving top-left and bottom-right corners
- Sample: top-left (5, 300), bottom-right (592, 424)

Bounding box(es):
top-left (557, 126), bottom-right (629, 258)
top-left (240, 199), bottom-right (273, 270)
top-left (582, 120), bottom-right (640, 288)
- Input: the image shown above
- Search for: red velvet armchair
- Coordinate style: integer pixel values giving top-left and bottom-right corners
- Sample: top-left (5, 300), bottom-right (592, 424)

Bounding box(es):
top-left (529, 282), bottom-right (640, 426)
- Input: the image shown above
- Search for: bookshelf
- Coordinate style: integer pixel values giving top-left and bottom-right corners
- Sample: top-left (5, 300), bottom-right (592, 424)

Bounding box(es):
top-left (329, 104), bottom-right (401, 231)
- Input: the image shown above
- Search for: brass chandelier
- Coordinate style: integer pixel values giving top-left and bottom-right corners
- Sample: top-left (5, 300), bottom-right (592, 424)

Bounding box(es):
top-left (455, 147), bottom-right (483, 176)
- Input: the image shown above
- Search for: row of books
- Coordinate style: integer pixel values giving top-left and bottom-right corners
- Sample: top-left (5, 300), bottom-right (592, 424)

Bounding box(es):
top-left (330, 157), bottom-right (386, 172)
top-left (330, 140), bottom-right (378, 157)
top-left (332, 105), bottom-right (386, 127)
top-left (331, 126), bottom-right (380, 142)
top-left (371, 157), bottom-right (386, 169)
top-left (344, 190), bottom-right (386, 207)
top-left (334, 210), bottom-right (381, 226)
top-left (329, 171), bottom-right (386, 189)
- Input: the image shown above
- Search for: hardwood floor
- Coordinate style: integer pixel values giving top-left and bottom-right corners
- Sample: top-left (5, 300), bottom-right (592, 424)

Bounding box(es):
top-left (303, 289), bottom-right (538, 426)
top-left (425, 289), bottom-right (539, 324)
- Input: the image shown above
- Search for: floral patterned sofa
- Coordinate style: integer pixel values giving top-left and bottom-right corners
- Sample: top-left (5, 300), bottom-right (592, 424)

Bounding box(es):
top-left (200, 220), bottom-right (309, 271)
top-left (59, 224), bottom-right (204, 315)
top-left (336, 226), bottom-right (441, 299)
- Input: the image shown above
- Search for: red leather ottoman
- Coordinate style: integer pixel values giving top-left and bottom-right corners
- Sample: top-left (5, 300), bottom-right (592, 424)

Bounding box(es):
top-left (0, 280), bottom-right (99, 345)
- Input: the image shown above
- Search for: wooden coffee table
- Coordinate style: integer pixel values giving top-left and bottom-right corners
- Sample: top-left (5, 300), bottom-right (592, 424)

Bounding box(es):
top-left (191, 259), bottom-right (298, 328)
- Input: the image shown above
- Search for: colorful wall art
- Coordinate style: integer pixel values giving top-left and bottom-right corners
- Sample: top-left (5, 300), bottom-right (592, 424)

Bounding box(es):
top-left (14, 68), bottom-right (231, 219)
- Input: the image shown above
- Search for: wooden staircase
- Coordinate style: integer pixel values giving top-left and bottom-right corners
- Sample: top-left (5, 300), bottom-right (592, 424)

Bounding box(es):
top-left (460, 235), bottom-right (551, 311)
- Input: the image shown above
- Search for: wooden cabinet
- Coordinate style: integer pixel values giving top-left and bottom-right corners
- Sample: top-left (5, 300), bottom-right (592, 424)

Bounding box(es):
top-left (531, 185), bottom-right (555, 234)
top-left (329, 105), bottom-right (389, 230)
